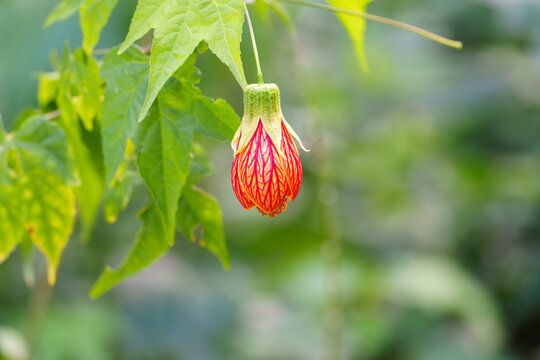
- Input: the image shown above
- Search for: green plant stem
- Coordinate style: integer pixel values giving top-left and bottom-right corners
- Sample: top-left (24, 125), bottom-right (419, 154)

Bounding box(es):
top-left (91, 48), bottom-right (112, 55)
top-left (244, 4), bottom-right (264, 84)
top-left (276, 0), bottom-right (463, 49)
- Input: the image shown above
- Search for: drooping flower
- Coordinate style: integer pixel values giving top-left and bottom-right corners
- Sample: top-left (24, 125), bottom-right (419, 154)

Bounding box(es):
top-left (231, 83), bottom-right (307, 217)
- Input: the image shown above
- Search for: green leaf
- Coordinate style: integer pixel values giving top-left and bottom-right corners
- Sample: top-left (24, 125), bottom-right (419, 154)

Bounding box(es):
top-left (101, 46), bottom-right (149, 184)
top-left (57, 45), bottom-right (105, 241)
top-left (0, 173), bottom-right (24, 263)
top-left (103, 138), bottom-right (138, 224)
top-left (177, 185), bottom-right (229, 268)
top-left (0, 115), bottom-right (77, 273)
top-left (62, 109), bottom-right (104, 242)
top-left (186, 84), bottom-right (240, 140)
top-left (104, 170), bottom-right (138, 223)
top-left (80, 0), bottom-right (120, 53)
top-left (71, 49), bottom-right (103, 131)
top-left (186, 143), bottom-right (214, 184)
top-left (117, 0), bottom-right (169, 53)
top-left (94, 44), bottom-right (237, 294)
top-left (45, 0), bottom-right (87, 27)
top-left (21, 171), bottom-right (76, 285)
top-left (45, 0), bottom-right (119, 53)
top-left (90, 201), bottom-right (170, 298)
top-left (327, 0), bottom-right (371, 72)
top-left (135, 80), bottom-right (194, 245)
top-left (12, 115), bottom-right (77, 185)
top-left (118, 0), bottom-right (247, 122)
top-left (37, 72), bottom-right (60, 110)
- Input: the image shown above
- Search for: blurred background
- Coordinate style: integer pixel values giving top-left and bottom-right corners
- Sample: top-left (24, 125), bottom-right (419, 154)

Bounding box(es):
top-left (1, 0), bottom-right (540, 359)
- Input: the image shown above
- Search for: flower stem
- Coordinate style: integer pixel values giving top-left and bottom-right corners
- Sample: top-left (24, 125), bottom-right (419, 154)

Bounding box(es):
top-left (276, 0), bottom-right (463, 50)
top-left (244, 4), bottom-right (264, 84)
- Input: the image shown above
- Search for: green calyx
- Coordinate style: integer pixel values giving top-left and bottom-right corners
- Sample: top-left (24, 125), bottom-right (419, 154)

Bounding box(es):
top-left (232, 83), bottom-right (284, 155)
top-left (243, 83), bottom-right (281, 122)
top-left (231, 83), bottom-right (308, 155)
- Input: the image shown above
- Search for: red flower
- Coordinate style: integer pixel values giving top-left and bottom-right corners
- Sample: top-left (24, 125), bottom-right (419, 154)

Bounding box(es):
top-left (231, 84), bottom-right (307, 217)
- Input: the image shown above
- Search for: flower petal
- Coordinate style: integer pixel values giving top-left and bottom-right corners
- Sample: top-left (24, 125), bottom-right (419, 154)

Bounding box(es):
top-left (281, 121), bottom-right (303, 200)
top-left (237, 121), bottom-right (289, 215)
top-left (231, 154), bottom-right (254, 210)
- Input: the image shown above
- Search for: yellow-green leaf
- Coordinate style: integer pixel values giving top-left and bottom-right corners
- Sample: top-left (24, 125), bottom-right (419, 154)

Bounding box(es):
top-left (71, 49), bottom-right (102, 131)
top-left (45, 0), bottom-right (87, 27)
top-left (57, 45), bottom-right (105, 241)
top-left (328, 0), bottom-right (371, 72)
top-left (45, 0), bottom-right (119, 54)
top-left (104, 170), bottom-right (138, 224)
top-left (0, 173), bottom-right (24, 263)
top-left (21, 172), bottom-right (76, 285)
top-left (13, 115), bottom-right (77, 185)
top-left (80, 0), bottom-right (120, 53)
top-left (37, 72), bottom-right (60, 110)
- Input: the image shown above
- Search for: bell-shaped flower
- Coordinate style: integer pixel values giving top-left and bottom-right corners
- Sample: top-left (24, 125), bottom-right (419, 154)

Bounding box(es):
top-left (231, 83), bottom-right (307, 217)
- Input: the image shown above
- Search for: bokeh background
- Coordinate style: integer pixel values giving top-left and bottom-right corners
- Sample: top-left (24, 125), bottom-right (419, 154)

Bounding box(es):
top-left (1, 0), bottom-right (540, 359)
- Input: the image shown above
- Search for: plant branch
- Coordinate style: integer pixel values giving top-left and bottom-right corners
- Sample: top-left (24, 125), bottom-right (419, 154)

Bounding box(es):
top-left (276, 0), bottom-right (463, 49)
top-left (244, 4), bottom-right (265, 84)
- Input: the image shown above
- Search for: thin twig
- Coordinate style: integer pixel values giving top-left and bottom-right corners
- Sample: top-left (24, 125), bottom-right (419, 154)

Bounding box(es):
top-left (276, 0), bottom-right (463, 49)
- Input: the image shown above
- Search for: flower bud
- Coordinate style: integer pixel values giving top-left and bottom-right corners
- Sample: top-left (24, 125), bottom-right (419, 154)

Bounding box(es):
top-left (231, 83), bottom-right (307, 217)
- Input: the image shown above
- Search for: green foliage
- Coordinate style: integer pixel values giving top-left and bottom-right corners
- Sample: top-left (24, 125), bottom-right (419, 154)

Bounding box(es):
top-left (56, 45), bottom-right (105, 241)
top-left (177, 185), bottom-right (229, 268)
top-left (11, 114), bottom-right (77, 185)
top-left (134, 79), bottom-right (195, 246)
top-left (117, 0), bottom-right (248, 122)
top-left (0, 116), bottom-right (76, 284)
top-left (70, 49), bottom-right (103, 130)
top-left (100, 46), bottom-right (149, 184)
top-left (20, 171), bottom-right (76, 285)
top-left (0, 174), bottom-right (25, 264)
top-left (4, 0), bottom-right (448, 297)
top-left (103, 144), bottom-right (139, 224)
top-left (1, 0), bottom-right (245, 290)
top-left (46, 0), bottom-right (119, 53)
top-left (91, 45), bottom-right (236, 296)
top-left (90, 201), bottom-right (169, 298)
top-left (5, 0), bottom-right (540, 358)
top-left (80, 0), bottom-right (120, 53)
top-left (45, 0), bottom-right (87, 27)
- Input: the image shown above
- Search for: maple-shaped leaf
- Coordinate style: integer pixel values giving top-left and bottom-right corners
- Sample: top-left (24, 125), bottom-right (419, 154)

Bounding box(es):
top-left (117, 0), bottom-right (248, 123)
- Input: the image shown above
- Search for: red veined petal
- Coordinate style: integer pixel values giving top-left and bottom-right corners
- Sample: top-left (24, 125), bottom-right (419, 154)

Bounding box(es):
top-left (231, 151), bottom-right (255, 210)
top-left (280, 121), bottom-right (303, 200)
top-left (237, 120), bottom-right (290, 216)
